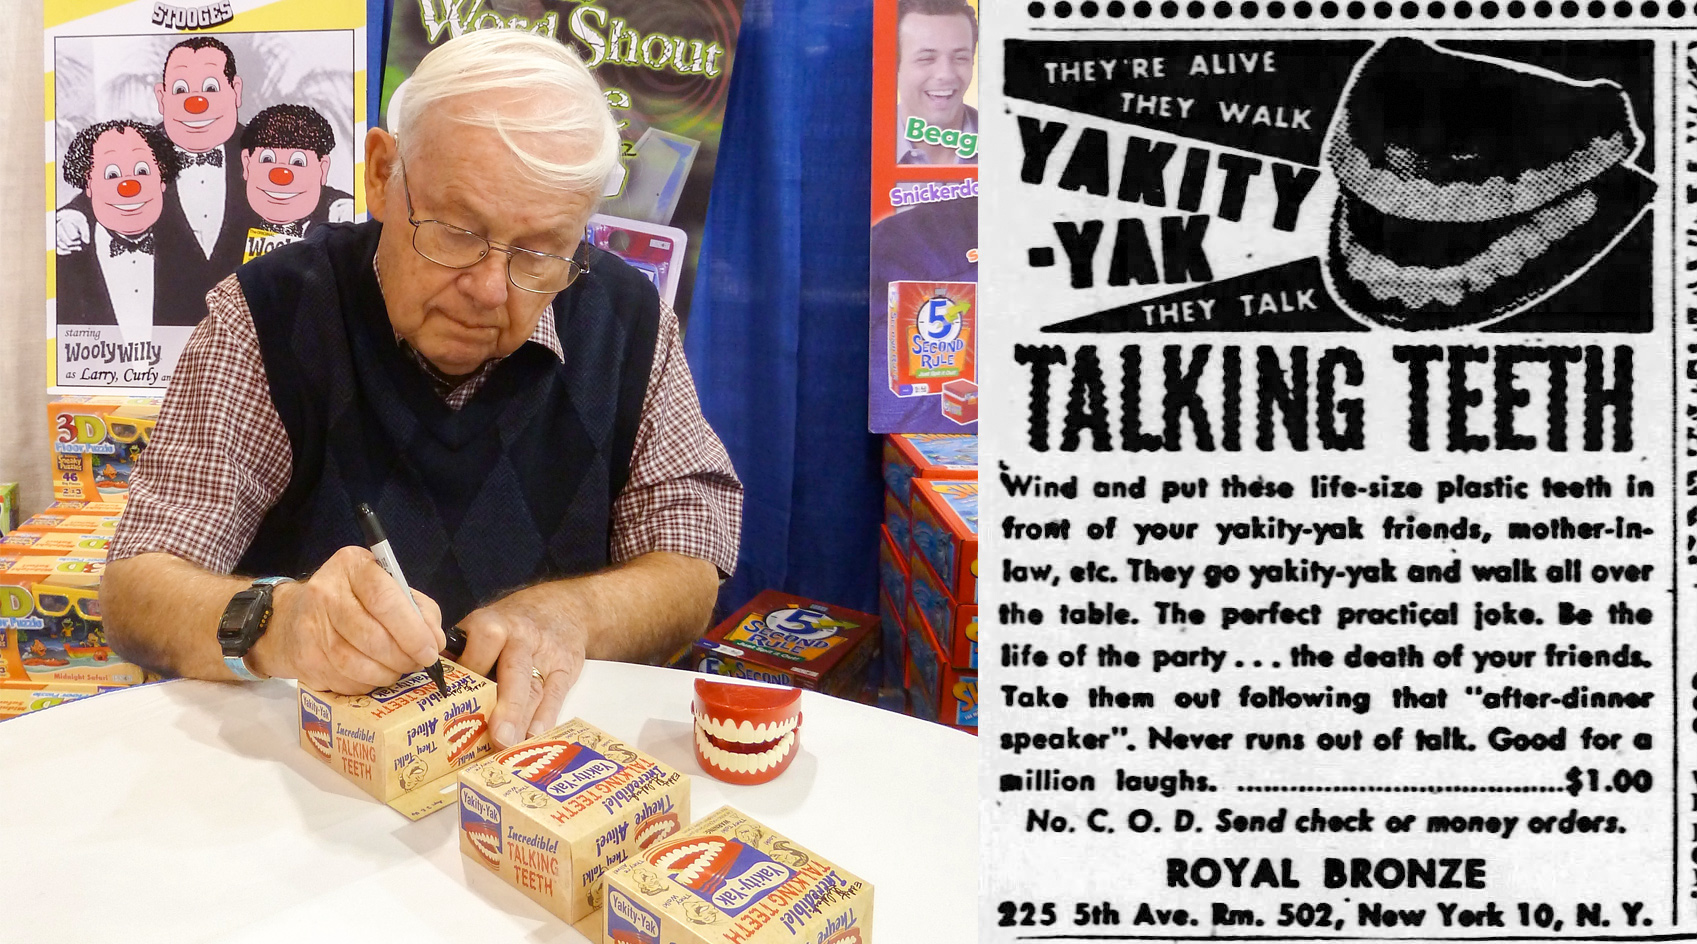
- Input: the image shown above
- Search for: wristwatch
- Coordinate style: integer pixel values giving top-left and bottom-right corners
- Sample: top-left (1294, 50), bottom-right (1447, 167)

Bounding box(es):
top-left (217, 576), bottom-right (295, 681)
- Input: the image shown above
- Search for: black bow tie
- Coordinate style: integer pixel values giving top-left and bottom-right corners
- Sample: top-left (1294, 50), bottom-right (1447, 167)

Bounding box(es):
top-left (179, 148), bottom-right (223, 168)
top-left (266, 219), bottom-right (308, 238)
top-left (109, 231), bottom-right (154, 257)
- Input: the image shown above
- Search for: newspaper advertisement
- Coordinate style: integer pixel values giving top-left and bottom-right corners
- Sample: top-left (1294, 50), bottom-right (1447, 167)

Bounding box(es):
top-left (983, 8), bottom-right (1695, 939)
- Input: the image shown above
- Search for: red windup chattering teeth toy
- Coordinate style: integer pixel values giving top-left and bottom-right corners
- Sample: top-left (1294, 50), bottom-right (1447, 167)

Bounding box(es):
top-left (691, 678), bottom-right (802, 784)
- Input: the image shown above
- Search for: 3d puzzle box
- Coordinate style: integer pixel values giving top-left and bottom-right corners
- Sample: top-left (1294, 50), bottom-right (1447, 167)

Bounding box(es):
top-left (604, 804), bottom-right (873, 944)
top-left (687, 591), bottom-right (877, 699)
top-left (48, 396), bottom-right (159, 502)
top-left (458, 717), bottom-right (689, 924)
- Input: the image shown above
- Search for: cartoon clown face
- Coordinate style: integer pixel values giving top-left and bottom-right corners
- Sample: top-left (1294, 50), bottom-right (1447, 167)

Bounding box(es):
top-left (242, 147), bottom-right (330, 224)
top-left (155, 45), bottom-right (242, 152)
top-left (86, 127), bottom-right (167, 236)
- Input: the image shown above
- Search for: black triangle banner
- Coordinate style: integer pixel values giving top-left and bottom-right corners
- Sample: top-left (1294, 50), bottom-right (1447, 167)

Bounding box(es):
top-left (1040, 258), bottom-right (1368, 334)
top-left (1004, 40), bottom-right (1373, 167)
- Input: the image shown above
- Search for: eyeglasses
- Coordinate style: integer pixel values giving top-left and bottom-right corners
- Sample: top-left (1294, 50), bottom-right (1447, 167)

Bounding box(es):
top-left (397, 153), bottom-right (589, 294)
top-left (107, 416), bottom-right (155, 444)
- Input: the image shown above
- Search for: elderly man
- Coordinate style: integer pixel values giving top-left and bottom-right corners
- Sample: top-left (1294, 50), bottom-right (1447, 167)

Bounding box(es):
top-left (103, 30), bottom-right (742, 749)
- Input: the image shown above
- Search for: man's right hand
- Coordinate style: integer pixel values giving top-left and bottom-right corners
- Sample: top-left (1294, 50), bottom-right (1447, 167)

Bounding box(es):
top-left (56, 209), bottom-right (90, 255)
top-left (248, 546), bottom-right (446, 694)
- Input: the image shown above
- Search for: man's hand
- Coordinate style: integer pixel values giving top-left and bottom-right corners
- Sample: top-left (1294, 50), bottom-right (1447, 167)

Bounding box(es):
top-left (448, 552), bottom-right (717, 749)
top-left (249, 546), bottom-right (447, 694)
top-left (455, 591), bottom-right (588, 748)
top-left (56, 209), bottom-right (90, 255)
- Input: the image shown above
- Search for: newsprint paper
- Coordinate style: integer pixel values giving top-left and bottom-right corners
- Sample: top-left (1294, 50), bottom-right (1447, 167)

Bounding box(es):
top-left (981, 6), bottom-right (1697, 941)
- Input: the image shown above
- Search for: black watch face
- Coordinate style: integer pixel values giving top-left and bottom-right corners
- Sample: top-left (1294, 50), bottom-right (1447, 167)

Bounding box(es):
top-left (219, 589), bottom-right (269, 649)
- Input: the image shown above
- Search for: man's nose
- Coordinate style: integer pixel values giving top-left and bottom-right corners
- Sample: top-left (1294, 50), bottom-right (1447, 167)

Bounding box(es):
top-left (268, 167), bottom-right (294, 186)
top-left (459, 250), bottom-right (510, 308)
top-left (185, 96), bottom-right (209, 114)
top-left (117, 179), bottom-right (141, 198)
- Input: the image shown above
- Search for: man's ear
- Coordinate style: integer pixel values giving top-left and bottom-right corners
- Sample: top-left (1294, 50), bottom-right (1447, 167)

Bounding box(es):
top-left (239, 148), bottom-right (253, 180)
top-left (364, 128), bottom-right (397, 223)
top-left (231, 75), bottom-right (242, 109)
top-left (317, 154), bottom-right (331, 185)
top-left (153, 82), bottom-right (166, 115)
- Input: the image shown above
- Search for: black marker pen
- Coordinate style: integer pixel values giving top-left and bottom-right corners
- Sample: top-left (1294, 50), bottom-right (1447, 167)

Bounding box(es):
top-left (355, 503), bottom-right (449, 697)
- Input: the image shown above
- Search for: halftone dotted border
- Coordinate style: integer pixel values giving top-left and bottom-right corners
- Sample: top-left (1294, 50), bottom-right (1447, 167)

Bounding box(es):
top-left (1027, 0), bottom-right (1692, 19)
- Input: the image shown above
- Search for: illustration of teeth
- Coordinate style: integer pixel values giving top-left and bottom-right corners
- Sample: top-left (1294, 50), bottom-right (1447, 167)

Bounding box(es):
top-left (692, 712), bottom-right (799, 744)
top-left (637, 817), bottom-right (678, 849)
top-left (306, 727), bottom-right (331, 758)
top-left (260, 189), bottom-right (296, 199)
top-left (465, 825), bottom-right (501, 865)
top-left (447, 715), bottom-right (486, 762)
top-left (695, 726), bottom-right (797, 775)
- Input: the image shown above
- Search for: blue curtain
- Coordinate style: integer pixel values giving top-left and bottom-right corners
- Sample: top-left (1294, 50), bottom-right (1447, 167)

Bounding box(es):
top-left (686, 0), bottom-right (882, 617)
top-left (366, 0), bottom-right (884, 618)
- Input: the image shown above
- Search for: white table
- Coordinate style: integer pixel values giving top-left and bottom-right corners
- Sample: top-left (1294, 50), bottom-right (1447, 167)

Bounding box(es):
top-left (0, 661), bottom-right (977, 942)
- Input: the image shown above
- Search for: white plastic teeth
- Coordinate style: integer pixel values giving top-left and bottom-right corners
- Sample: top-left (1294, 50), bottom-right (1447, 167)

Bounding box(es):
top-left (693, 711), bottom-right (799, 745)
top-left (654, 840), bottom-right (727, 887)
top-left (696, 725), bottom-right (797, 776)
top-left (507, 743), bottom-right (567, 778)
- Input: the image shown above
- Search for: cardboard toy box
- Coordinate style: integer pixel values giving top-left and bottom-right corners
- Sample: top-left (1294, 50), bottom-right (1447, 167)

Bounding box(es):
top-left (876, 588), bottom-right (905, 693)
top-left (47, 500), bottom-right (128, 515)
top-left (459, 717), bottom-right (689, 923)
top-left (16, 514), bottom-right (120, 536)
top-left (877, 527), bottom-right (908, 681)
top-left (48, 396), bottom-right (160, 502)
top-left (687, 591), bottom-right (877, 699)
top-left (911, 480), bottom-right (977, 604)
top-left (941, 379), bottom-right (978, 425)
top-left (0, 530), bottom-right (110, 558)
top-left (908, 549), bottom-right (977, 670)
top-left (0, 483), bottom-right (16, 535)
top-left (882, 488), bottom-right (910, 555)
top-left (604, 804), bottom-right (873, 944)
top-left (880, 433), bottom-right (976, 508)
top-left (0, 680), bottom-right (132, 719)
top-left (887, 280), bottom-right (975, 399)
top-left (903, 594), bottom-right (977, 731)
top-left (0, 561), bottom-right (141, 688)
top-left (298, 660), bottom-right (495, 818)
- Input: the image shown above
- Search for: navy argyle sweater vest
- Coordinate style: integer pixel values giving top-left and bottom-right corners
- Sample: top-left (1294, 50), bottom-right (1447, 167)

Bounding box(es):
top-left (234, 221), bottom-right (659, 627)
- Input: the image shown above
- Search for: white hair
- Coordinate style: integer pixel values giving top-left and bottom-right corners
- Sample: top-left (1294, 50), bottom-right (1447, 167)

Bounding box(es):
top-left (390, 29), bottom-right (620, 194)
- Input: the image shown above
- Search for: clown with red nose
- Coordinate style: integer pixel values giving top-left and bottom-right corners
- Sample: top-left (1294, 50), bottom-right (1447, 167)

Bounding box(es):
top-left (238, 104), bottom-right (354, 261)
top-left (55, 120), bottom-right (182, 332)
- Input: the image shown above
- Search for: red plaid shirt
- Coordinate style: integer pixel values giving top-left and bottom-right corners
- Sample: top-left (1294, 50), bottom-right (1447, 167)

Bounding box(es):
top-left (111, 274), bottom-right (742, 579)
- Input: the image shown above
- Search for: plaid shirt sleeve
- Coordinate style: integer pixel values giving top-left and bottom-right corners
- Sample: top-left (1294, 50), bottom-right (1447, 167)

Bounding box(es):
top-left (108, 277), bottom-right (294, 574)
top-left (607, 301), bottom-right (743, 578)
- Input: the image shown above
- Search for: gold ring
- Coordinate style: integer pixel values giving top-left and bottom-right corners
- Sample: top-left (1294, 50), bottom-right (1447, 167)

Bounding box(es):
top-left (532, 667), bottom-right (546, 681)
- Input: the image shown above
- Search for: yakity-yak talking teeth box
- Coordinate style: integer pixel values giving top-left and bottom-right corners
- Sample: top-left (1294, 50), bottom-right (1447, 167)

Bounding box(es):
top-left (687, 591), bottom-right (877, 699)
top-left (297, 659), bottom-right (494, 819)
top-left (604, 805), bottom-right (873, 944)
top-left (458, 717), bottom-right (689, 924)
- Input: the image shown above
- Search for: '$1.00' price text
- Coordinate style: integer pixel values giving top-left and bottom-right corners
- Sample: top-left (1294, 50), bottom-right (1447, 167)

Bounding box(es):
top-left (1565, 766), bottom-right (1652, 795)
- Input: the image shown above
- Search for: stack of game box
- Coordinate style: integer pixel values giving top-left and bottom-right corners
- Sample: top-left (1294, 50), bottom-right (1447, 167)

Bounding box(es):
top-left (905, 480), bottom-right (977, 732)
top-left (878, 434), bottom-right (976, 730)
top-left (0, 398), bottom-right (160, 720)
top-left (0, 483), bottom-right (17, 536)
